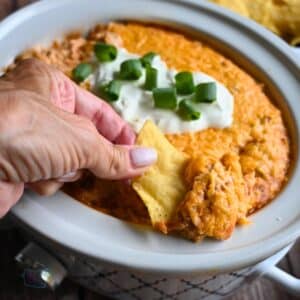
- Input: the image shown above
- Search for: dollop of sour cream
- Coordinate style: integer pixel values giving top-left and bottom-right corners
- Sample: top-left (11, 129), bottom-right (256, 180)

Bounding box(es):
top-left (92, 48), bottom-right (233, 134)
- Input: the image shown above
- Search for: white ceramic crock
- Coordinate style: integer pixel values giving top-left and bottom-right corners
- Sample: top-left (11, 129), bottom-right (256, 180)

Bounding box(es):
top-left (1, 0), bottom-right (300, 299)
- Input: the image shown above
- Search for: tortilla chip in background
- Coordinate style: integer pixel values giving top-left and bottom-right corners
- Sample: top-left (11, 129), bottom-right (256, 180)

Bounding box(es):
top-left (132, 121), bottom-right (190, 231)
top-left (210, 0), bottom-right (300, 45)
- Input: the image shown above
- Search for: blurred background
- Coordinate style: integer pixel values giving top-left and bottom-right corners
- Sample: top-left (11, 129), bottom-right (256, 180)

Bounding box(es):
top-left (211, 0), bottom-right (300, 46)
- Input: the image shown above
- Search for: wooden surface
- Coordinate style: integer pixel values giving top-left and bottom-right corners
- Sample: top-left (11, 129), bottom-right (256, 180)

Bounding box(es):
top-left (0, 1), bottom-right (299, 300)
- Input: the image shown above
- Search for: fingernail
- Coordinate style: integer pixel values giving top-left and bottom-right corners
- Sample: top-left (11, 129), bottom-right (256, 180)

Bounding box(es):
top-left (130, 147), bottom-right (157, 167)
top-left (58, 171), bottom-right (77, 182)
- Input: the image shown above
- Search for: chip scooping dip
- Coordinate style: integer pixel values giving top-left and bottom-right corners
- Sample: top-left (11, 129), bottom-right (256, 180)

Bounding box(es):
top-left (132, 121), bottom-right (190, 232)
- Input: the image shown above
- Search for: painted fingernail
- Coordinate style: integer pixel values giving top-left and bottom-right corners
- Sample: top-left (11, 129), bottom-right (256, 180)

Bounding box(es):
top-left (130, 147), bottom-right (157, 167)
top-left (58, 171), bottom-right (77, 182)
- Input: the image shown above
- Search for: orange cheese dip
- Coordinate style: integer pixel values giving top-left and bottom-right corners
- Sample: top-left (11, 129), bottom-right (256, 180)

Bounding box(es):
top-left (16, 22), bottom-right (290, 241)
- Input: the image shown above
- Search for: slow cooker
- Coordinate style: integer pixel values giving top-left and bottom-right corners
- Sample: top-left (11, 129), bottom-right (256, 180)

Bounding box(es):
top-left (0, 0), bottom-right (299, 299)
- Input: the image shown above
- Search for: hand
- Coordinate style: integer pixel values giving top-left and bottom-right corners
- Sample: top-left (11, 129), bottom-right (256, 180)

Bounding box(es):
top-left (0, 59), bottom-right (157, 217)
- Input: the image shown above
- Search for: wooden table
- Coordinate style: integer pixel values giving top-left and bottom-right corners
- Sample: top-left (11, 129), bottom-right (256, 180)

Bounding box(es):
top-left (0, 1), bottom-right (299, 300)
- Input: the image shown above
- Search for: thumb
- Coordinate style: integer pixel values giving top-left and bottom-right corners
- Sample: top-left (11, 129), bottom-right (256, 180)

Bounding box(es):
top-left (89, 137), bottom-right (157, 180)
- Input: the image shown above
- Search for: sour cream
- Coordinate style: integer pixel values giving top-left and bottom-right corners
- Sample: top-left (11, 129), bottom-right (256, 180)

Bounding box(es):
top-left (92, 48), bottom-right (233, 134)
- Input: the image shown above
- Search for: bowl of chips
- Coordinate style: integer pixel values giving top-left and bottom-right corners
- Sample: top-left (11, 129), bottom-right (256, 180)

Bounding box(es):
top-left (210, 0), bottom-right (300, 46)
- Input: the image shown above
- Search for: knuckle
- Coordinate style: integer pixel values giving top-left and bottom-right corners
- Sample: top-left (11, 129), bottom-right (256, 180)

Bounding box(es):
top-left (21, 58), bottom-right (46, 69)
top-left (18, 58), bottom-right (53, 77)
top-left (13, 58), bottom-right (49, 80)
top-left (25, 58), bottom-right (61, 80)
top-left (106, 146), bottom-right (127, 177)
top-left (9, 58), bottom-right (57, 95)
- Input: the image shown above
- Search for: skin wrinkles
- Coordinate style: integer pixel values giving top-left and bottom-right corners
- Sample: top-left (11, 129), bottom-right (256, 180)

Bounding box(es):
top-left (6, 143), bottom-right (29, 182)
top-left (0, 58), bottom-right (157, 218)
top-left (27, 139), bottom-right (51, 181)
top-left (62, 116), bottom-right (96, 170)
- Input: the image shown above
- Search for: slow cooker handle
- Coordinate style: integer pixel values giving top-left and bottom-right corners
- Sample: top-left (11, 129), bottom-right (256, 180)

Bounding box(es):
top-left (260, 46), bottom-right (300, 297)
top-left (263, 266), bottom-right (300, 297)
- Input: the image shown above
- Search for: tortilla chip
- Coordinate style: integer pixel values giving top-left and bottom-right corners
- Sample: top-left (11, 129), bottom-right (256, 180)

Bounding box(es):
top-left (210, 0), bottom-right (300, 45)
top-left (132, 121), bottom-right (189, 230)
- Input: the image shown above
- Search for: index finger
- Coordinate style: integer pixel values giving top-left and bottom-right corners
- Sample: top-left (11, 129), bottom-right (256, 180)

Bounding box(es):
top-left (73, 83), bottom-right (135, 145)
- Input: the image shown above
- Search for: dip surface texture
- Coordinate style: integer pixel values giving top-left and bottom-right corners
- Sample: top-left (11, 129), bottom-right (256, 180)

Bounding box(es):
top-left (18, 23), bottom-right (290, 241)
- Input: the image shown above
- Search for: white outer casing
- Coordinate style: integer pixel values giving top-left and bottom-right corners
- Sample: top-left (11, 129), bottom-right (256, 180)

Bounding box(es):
top-left (0, 0), bottom-right (299, 276)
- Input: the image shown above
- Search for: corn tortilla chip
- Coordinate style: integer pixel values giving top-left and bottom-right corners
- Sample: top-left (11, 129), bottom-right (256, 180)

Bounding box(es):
top-left (210, 0), bottom-right (300, 45)
top-left (132, 121), bottom-right (189, 230)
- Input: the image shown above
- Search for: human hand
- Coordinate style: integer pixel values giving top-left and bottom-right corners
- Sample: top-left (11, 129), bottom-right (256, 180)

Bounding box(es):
top-left (0, 59), bottom-right (157, 217)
